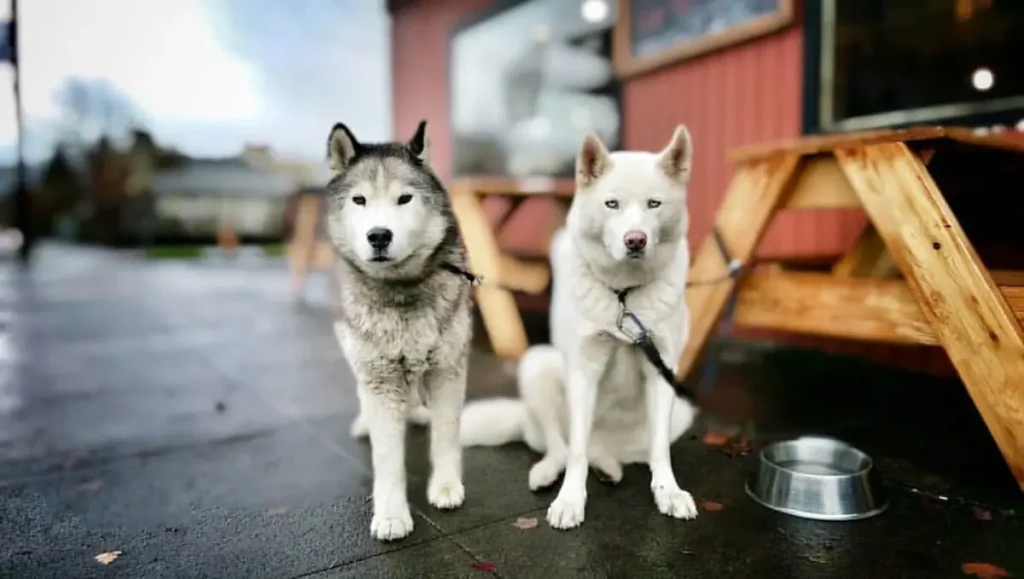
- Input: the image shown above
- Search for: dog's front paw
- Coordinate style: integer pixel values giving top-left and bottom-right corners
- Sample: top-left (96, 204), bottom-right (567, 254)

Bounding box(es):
top-left (427, 477), bottom-right (465, 510)
top-left (652, 484), bottom-right (698, 520)
top-left (370, 508), bottom-right (414, 541)
top-left (349, 414), bottom-right (369, 439)
top-left (546, 493), bottom-right (586, 530)
top-left (407, 405), bottom-right (431, 426)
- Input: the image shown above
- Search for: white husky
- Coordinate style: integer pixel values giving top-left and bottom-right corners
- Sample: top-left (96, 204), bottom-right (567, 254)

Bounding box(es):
top-left (460, 126), bottom-right (699, 530)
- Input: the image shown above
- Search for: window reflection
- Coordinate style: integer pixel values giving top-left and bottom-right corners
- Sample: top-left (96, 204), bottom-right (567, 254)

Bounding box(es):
top-left (450, 0), bottom-right (620, 178)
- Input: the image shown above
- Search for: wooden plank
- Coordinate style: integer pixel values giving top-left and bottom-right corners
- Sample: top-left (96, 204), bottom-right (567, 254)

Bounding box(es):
top-left (731, 126), bottom-right (1024, 164)
top-left (496, 253), bottom-right (550, 295)
top-left (735, 272), bottom-right (1024, 345)
top-left (831, 226), bottom-right (900, 279)
top-left (783, 154), bottom-right (861, 209)
top-left (732, 127), bottom-right (948, 163)
top-left (449, 185), bottom-right (529, 359)
top-left (1004, 286), bottom-right (1024, 316)
top-left (992, 270), bottom-right (1024, 287)
top-left (450, 176), bottom-right (575, 197)
top-left (289, 193), bottom-right (322, 300)
top-left (837, 142), bottom-right (1024, 490)
top-left (677, 153), bottom-right (801, 378)
top-left (736, 272), bottom-right (937, 345)
top-left (944, 128), bottom-right (1024, 155)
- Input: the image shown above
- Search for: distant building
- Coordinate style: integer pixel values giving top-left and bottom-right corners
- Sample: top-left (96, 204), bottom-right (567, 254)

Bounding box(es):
top-left (150, 158), bottom-right (299, 239)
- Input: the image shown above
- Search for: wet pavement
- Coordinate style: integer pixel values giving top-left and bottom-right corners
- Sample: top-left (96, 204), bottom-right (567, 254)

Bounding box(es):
top-left (1, 244), bottom-right (1021, 578)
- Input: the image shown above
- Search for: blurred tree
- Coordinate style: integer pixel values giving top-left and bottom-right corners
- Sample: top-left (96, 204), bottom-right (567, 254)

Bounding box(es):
top-left (53, 77), bottom-right (143, 156)
top-left (40, 146), bottom-right (83, 240)
top-left (42, 146), bottom-right (81, 215)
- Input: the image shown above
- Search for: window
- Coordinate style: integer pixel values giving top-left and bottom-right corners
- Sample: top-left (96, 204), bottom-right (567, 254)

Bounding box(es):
top-left (450, 0), bottom-right (621, 178)
top-left (806, 0), bottom-right (1024, 133)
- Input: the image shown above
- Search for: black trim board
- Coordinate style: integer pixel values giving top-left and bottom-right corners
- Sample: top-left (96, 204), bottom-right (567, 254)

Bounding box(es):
top-left (801, 0), bottom-right (823, 135)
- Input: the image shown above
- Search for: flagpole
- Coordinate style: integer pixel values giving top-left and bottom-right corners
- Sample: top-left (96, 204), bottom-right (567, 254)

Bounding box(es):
top-left (11, 0), bottom-right (30, 263)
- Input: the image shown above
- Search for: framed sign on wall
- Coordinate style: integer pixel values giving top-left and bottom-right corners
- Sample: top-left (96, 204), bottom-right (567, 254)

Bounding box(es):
top-left (613, 0), bottom-right (795, 78)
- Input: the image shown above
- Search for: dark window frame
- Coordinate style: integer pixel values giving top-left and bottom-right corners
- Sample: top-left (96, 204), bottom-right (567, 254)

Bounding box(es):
top-left (801, 0), bottom-right (1024, 135)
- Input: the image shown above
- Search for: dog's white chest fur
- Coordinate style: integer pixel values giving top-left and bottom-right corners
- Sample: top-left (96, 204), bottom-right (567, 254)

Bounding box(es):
top-left (555, 230), bottom-right (692, 461)
top-left (459, 124), bottom-right (699, 531)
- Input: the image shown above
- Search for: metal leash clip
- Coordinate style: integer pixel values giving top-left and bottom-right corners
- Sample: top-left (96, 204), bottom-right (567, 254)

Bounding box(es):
top-left (616, 306), bottom-right (649, 345)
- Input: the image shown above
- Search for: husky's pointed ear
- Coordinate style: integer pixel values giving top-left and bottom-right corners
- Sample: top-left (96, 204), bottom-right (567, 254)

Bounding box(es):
top-left (408, 120), bottom-right (431, 165)
top-left (576, 132), bottom-right (611, 189)
top-left (327, 123), bottom-right (361, 173)
top-left (658, 124), bottom-right (692, 182)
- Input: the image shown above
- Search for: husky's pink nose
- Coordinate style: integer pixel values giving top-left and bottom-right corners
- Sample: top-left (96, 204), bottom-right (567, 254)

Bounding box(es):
top-left (623, 231), bottom-right (647, 251)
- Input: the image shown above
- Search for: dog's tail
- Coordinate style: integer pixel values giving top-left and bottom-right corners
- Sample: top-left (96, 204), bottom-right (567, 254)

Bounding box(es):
top-left (460, 397), bottom-right (527, 447)
top-left (460, 344), bottom-right (564, 447)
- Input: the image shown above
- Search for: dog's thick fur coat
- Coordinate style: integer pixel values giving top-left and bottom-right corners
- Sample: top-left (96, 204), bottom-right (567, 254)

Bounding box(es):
top-left (460, 126), bottom-right (698, 529)
top-left (326, 121), bottom-right (472, 541)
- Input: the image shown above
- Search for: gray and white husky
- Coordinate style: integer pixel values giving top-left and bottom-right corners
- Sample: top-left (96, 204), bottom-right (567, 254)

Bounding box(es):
top-left (325, 121), bottom-right (473, 541)
top-left (460, 126), bottom-right (699, 530)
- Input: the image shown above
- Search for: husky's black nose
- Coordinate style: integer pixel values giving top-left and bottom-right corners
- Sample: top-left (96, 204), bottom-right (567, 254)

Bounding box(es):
top-left (367, 227), bottom-right (393, 250)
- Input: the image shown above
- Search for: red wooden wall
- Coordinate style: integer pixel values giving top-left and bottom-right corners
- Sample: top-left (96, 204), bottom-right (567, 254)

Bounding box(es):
top-left (388, 0), bottom-right (954, 376)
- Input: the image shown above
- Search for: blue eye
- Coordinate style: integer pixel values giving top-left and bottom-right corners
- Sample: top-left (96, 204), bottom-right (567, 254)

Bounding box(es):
top-left (647, 199), bottom-right (662, 209)
top-left (604, 199), bottom-right (619, 209)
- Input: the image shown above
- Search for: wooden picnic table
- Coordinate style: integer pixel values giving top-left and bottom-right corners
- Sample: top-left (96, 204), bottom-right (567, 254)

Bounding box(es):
top-left (450, 127), bottom-right (1024, 491)
top-left (288, 191), bottom-right (333, 301)
top-left (448, 176), bottom-right (575, 358)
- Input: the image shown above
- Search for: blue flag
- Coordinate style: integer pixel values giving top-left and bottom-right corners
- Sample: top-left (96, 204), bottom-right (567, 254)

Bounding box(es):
top-left (0, 21), bottom-right (12, 64)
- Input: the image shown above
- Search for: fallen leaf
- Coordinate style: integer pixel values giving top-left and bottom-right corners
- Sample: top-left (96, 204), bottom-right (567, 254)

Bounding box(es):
top-left (699, 501), bottom-right (725, 512)
top-left (471, 560), bottom-right (498, 572)
top-left (972, 506), bottom-right (993, 521)
top-left (720, 436), bottom-right (753, 458)
top-left (962, 562), bottom-right (1012, 578)
top-left (94, 550), bottom-right (122, 565)
top-left (266, 506), bottom-right (289, 516)
top-left (513, 516), bottom-right (538, 529)
top-left (76, 479), bottom-right (103, 493)
top-left (701, 431), bottom-right (730, 447)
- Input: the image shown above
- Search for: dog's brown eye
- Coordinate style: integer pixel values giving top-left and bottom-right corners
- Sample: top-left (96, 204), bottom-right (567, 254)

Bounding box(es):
top-left (397, 194), bottom-right (413, 206)
top-left (647, 199), bottom-right (662, 209)
top-left (604, 199), bottom-right (619, 209)
top-left (352, 195), bottom-right (366, 206)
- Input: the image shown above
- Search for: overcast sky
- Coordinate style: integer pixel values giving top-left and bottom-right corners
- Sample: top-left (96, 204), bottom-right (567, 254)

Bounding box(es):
top-left (0, 0), bottom-right (391, 166)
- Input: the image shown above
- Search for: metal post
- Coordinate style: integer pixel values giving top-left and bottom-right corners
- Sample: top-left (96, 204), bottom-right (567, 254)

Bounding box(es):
top-left (11, 0), bottom-right (31, 263)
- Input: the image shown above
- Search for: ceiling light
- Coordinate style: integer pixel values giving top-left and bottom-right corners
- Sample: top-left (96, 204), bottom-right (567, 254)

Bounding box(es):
top-left (581, 0), bottom-right (609, 23)
top-left (971, 67), bottom-right (994, 92)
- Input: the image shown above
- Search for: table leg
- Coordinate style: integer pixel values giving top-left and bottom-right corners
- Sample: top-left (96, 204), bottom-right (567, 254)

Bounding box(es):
top-left (290, 194), bottom-right (320, 301)
top-left (677, 154), bottom-right (801, 379)
top-left (449, 186), bottom-right (529, 359)
top-left (838, 142), bottom-right (1024, 490)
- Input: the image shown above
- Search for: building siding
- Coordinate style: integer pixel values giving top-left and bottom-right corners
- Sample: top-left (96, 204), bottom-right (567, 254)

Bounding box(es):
top-left (389, 0), bottom-right (954, 376)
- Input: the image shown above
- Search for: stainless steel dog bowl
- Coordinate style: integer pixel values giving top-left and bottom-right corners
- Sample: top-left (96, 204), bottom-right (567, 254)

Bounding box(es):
top-left (746, 436), bottom-right (888, 521)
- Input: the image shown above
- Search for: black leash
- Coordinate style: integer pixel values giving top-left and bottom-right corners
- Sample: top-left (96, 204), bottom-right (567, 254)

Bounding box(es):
top-left (615, 225), bottom-right (744, 404)
top-left (614, 289), bottom-right (700, 403)
top-left (439, 262), bottom-right (484, 286)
